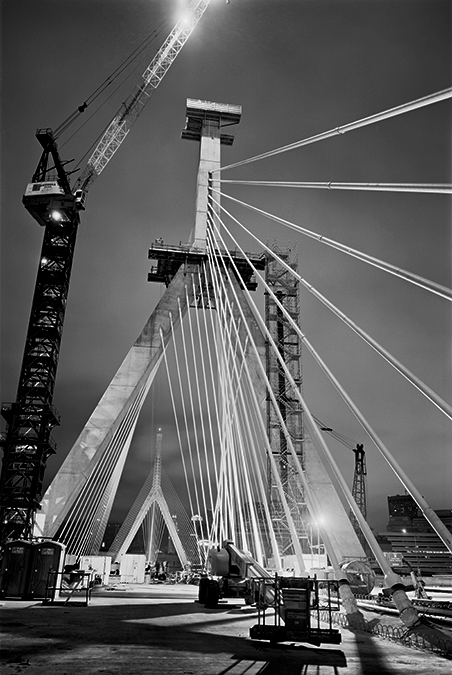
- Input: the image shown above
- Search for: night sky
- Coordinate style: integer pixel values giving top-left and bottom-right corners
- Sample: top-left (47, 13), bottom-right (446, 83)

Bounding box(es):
top-left (1, 0), bottom-right (451, 534)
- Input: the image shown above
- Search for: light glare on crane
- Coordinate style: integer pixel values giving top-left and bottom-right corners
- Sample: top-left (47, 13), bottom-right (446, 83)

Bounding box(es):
top-left (177, 9), bottom-right (193, 28)
top-left (50, 209), bottom-right (63, 222)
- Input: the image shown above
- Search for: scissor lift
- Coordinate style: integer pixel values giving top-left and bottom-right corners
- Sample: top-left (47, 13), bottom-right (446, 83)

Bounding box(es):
top-left (249, 575), bottom-right (341, 646)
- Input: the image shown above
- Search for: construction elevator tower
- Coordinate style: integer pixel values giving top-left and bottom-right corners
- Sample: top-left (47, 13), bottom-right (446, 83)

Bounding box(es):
top-left (265, 242), bottom-right (307, 556)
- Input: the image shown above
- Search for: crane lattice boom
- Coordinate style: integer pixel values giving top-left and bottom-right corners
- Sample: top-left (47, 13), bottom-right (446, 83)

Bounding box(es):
top-left (77, 0), bottom-right (211, 193)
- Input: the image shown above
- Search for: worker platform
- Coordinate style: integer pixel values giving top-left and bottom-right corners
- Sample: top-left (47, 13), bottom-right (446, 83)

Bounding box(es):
top-left (148, 240), bottom-right (265, 290)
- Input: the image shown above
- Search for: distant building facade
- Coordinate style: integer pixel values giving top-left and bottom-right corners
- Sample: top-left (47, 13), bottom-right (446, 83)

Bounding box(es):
top-left (380, 494), bottom-right (452, 575)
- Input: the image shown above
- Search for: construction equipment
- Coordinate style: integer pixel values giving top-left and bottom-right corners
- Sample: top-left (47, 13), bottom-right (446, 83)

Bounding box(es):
top-left (350, 443), bottom-right (369, 552)
top-left (207, 540), bottom-right (272, 602)
top-left (0, 0), bottom-right (214, 545)
top-left (0, 130), bottom-right (80, 542)
top-left (249, 575), bottom-right (341, 646)
top-left (351, 443), bottom-right (367, 520)
top-left (204, 541), bottom-right (341, 646)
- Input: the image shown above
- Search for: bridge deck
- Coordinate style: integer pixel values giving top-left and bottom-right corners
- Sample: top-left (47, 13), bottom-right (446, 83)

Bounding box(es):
top-left (1, 584), bottom-right (450, 674)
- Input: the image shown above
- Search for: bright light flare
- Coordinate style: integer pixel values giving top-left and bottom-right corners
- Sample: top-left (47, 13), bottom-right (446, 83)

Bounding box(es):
top-left (177, 10), bottom-right (194, 28)
top-left (50, 210), bottom-right (63, 222)
top-left (175, 0), bottom-right (195, 28)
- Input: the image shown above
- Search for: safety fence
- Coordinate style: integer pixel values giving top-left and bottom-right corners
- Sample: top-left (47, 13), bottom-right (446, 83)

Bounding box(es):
top-left (352, 592), bottom-right (452, 612)
top-left (318, 610), bottom-right (452, 658)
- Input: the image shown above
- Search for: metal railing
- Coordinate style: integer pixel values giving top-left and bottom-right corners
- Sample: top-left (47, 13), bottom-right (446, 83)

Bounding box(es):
top-left (44, 569), bottom-right (93, 606)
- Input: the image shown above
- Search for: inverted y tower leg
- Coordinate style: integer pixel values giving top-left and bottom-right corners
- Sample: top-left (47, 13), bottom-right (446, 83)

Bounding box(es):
top-left (108, 432), bottom-right (190, 567)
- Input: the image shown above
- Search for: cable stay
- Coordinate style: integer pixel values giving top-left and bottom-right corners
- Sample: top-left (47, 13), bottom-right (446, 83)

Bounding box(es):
top-left (61, 19), bottom-right (175, 168)
top-left (54, 17), bottom-right (170, 140)
top-left (160, 328), bottom-right (197, 521)
top-left (210, 194), bottom-right (452, 422)
top-left (206, 212), bottom-right (371, 575)
top-left (178, 295), bottom-right (211, 543)
top-left (75, 0), bottom-right (212, 195)
top-left (312, 416), bottom-right (357, 450)
top-left (184, 284), bottom-right (216, 517)
top-left (206, 237), bottom-right (304, 563)
top-left (220, 180), bottom-right (452, 195)
top-left (159, 275), bottom-right (278, 562)
top-left (168, 309), bottom-right (207, 548)
top-left (213, 190), bottom-right (452, 302)
top-left (215, 87), bottom-right (452, 173)
top-left (207, 199), bottom-right (452, 555)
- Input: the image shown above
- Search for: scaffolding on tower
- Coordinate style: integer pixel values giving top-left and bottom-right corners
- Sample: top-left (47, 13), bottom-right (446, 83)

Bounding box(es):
top-left (264, 241), bottom-right (309, 557)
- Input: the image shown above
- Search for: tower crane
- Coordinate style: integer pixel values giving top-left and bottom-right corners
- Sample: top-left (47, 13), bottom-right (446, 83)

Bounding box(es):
top-left (349, 443), bottom-right (369, 553)
top-left (0, 0), bottom-right (214, 545)
top-left (351, 443), bottom-right (367, 522)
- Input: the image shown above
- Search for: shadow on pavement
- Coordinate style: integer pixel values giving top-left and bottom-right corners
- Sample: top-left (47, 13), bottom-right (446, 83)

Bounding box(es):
top-left (347, 626), bottom-right (395, 675)
top-left (1, 599), bottom-right (347, 672)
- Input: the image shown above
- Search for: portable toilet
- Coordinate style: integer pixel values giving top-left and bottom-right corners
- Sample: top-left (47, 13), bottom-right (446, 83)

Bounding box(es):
top-left (29, 540), bottom-right (66, 600)
top-left (0, 540), bottom-right (34, 598)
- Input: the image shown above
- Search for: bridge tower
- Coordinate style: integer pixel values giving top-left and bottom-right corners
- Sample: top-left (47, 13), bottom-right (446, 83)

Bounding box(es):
top-left (107, 431), bottom-right (198, 566)
top-left (36, 98), bottom-right (366, 571)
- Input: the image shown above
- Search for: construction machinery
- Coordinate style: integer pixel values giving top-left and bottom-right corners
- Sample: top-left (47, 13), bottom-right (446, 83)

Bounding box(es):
top-left (350, 443), bottom-right (369, 552)
top-left (203, 541), bottom-right (341, 646)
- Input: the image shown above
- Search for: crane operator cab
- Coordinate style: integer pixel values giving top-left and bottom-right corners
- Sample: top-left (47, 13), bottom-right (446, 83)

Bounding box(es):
top-left (23, 181), bottom-right (85, 226)
top-left (24, 181), bottom-right (65, 199)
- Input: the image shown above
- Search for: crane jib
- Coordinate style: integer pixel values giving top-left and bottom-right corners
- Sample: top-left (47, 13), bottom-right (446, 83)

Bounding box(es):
top-left (77, 0), bottom-right (212, 194)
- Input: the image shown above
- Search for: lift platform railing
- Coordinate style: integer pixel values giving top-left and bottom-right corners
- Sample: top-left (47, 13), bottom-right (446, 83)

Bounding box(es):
top-left (249, 574), bottom-right (342, 646)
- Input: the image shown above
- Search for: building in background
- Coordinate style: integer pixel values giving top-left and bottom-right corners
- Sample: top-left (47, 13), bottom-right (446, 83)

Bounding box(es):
top-left (380, 494), bottom-right (452, 576)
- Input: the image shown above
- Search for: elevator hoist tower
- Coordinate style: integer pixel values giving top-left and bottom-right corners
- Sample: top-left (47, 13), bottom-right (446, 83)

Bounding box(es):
top-left (265, 242), bottom-right (308, 557)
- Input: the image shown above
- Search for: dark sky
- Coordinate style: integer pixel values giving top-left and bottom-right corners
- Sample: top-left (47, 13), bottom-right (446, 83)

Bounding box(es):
top-left (1, 0), bottom-right (451, 534)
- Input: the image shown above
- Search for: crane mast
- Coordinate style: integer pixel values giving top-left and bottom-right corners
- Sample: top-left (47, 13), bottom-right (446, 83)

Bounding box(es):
top-left (76, 0), bottom-right (211, 194)
top-left (0, 0), bottom-right (213, 546)
top-left (350, 443), bottom-right (369, 553)
top-left (0, 130), bottom-right (80, 543)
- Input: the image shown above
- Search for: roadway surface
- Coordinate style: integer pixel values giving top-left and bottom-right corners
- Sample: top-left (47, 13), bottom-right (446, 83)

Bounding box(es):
top-left (1, 583), bottom-right (450, 674)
